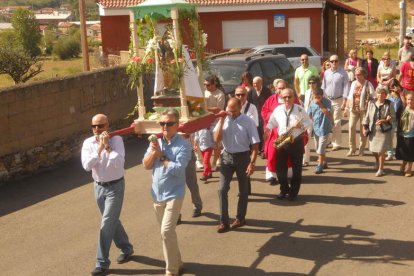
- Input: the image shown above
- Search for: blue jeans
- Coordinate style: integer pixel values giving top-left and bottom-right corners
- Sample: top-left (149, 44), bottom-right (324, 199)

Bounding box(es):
top-left (94, 179), bottom-right (133, 268)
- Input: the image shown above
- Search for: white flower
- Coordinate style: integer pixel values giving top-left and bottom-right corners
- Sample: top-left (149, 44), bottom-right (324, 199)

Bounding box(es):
top-left (167, 38), bottom-right (176, 50)
top-left (202, 33), bottom-right (208, 46)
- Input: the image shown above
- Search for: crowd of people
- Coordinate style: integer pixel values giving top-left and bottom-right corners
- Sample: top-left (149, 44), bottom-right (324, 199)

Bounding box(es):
top-left (80, 40), bottom-right (414, 276)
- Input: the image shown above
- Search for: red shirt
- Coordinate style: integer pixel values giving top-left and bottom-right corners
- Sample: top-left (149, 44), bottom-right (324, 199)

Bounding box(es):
top-left (400, 61), bottom-right (414, 90)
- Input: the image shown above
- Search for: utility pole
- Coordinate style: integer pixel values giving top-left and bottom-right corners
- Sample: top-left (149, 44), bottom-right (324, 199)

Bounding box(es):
top-left (400, 0), bottom-right (407, 47)
top-left (366, 0), bottom-right (370, 31)
top-left (79, 0), bottom-right (90, 71)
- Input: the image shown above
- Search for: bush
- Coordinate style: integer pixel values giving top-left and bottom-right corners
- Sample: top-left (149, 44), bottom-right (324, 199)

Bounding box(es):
top-left (53, 36), bottom-right (81, 60)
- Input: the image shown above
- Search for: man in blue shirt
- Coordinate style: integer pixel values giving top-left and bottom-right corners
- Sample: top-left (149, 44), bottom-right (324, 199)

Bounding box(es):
top-left (321, 55), bottom-right (349, 151)
top-left (214, 97), bottom-right (260, 233)
top-left (143, 108), bottom-right (191, 276)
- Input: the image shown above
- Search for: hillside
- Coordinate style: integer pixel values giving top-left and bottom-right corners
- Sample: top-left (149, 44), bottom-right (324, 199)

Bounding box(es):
top-left (341, 0), bottom-right (414, 25)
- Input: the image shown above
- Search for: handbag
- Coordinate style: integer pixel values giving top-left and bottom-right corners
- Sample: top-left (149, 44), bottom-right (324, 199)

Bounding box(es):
top-left (380, 121), bottom-right (392, 133)
top-left (376, 102), bottom-right (392, 133)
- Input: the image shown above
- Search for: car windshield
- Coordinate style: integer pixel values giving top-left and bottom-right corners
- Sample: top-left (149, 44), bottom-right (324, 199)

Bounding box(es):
top-left (205, 61), bottom-right (247, 87)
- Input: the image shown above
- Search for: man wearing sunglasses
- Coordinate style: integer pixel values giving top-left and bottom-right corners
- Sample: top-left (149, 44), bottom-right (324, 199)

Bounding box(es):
top-left (143, 108), bottom-right (191, 276)
top-left (214, 97), bottom-right (260, 233)
top-left (266, 88), bottom-right (311, 201)
top-left (81, 114), bottom-right (134, 276)
top-left (321, 54), bottom-right (349, 151)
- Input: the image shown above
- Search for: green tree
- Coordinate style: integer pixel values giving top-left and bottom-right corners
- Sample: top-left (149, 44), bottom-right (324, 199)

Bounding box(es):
top-left (11, 8), bottom-right (42, 57)
top-left (0, 44), bottom-right (43, 84)
top-left (52, 29), bottom-right (81, 60)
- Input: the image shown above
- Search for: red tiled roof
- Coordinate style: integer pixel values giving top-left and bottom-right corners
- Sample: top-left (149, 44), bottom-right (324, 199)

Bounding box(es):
top-left (97, 0), bottom-right (321, 8)
top-left (96, 0), bottom-right (364, 15)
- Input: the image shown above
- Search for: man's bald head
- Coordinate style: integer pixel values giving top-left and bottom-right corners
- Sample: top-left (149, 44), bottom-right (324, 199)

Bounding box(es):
top-left (91, 114), bottom-right (109, 136)
top-left (227, 97), bottom-right (242, 118)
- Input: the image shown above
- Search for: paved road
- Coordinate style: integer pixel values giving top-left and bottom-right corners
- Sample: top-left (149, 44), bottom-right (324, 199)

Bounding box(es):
top-left (1, 121), bottom-right (413, 276)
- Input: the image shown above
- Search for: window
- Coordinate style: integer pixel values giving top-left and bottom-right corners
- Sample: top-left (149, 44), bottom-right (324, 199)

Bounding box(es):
top-left (290, 47), bottom-right (313, 57)
top-left (249, 62), bottom-right (263, 78)
top-left (277, 58), bottom-right (292, 74)
top-left (260, 60), bottom-right (281, 83)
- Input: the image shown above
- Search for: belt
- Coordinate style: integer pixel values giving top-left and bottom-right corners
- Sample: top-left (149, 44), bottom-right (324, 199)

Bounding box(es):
top-left (96, 177), bottom-right (124, 187)
top-left (328, 96), bottom-right (343, 100)
top-left (223, 150), bottom-right (250, 156)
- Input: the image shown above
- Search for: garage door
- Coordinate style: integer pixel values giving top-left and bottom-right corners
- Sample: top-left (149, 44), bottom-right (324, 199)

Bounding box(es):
top-left (288, 17), bottom-right (310, 45)
top-left (222, 20), bottom-right (268, 49)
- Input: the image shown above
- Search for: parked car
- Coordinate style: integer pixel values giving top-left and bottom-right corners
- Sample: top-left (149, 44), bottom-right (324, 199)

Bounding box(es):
top-left (204, 52), bottom-right (295, 95)
top-left (245, 44), bottom-right (322, 70)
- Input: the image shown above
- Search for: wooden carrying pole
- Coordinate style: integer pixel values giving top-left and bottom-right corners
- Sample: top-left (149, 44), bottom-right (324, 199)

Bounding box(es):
top-left (79, 0), bottom-right (90, 71)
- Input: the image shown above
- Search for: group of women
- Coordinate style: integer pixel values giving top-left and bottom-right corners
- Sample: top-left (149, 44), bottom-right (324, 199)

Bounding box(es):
top-left (343, 49), bottom-right (414, 177)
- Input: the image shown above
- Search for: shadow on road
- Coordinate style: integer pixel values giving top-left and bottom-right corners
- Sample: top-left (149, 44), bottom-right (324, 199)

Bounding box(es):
top-left (249, 193), bottom-right (405, 208)
top-left (0, 137), bottom-right (148, 217)
top-left (165, 216), bottom-right (414, 275)
top-left (112, 254), bottom-right (307, 276)
top-left (247, 219), bottom-right (414, 275)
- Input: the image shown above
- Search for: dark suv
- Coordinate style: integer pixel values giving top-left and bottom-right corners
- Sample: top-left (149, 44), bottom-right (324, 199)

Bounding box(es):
top-left (205, 53), bottom-right (294, 95)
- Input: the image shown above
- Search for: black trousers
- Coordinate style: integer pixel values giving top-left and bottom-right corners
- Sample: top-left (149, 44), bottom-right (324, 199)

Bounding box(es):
top-left (276, 137), bottom-right (304, 197)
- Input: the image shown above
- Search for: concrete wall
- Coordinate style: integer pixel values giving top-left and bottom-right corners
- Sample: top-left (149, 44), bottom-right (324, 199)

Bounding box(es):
top-left (0, 66), bottom-right (138, 182)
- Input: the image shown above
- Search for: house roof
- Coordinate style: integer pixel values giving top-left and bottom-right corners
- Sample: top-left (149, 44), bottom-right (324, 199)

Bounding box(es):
top-left (96, 0), bottom-right (364, 15)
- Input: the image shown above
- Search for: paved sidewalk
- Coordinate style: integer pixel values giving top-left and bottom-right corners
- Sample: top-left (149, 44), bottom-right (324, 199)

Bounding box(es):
top-left (1, 122), bottom-right (413, 276)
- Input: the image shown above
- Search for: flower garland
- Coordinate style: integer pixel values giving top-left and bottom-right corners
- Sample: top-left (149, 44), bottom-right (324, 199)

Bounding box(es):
top-left (126, 10), bottom-right (207, 91)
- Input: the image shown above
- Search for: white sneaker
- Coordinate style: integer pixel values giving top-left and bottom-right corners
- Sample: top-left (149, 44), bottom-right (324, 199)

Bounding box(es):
top-left (346, 150), bottom-right (356, 157)
top-left (375, 170), bottom-right (385, 177)
top-left (196, 160), bottom-right (204, 169)
top-left (385, 155), bottom-right (393, 161)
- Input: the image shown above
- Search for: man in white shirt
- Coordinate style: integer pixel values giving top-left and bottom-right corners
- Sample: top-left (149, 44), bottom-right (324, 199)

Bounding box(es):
top-left (235, 86), bottom-right (259, 126)
top-left (266, 89), bottom-right (311, 201)
top-left (81, 114), bottom-right (134, 276)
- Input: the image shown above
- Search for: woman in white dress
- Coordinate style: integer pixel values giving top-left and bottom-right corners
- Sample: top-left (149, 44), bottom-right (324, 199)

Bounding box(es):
top-left (377, 52), bottom-right (396, 86)
top-left (362, 85), bottom-right (396, 176)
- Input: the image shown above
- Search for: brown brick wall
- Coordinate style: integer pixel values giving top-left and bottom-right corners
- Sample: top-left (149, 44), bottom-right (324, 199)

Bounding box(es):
top-left (0, 66), bottom-right (138, 182)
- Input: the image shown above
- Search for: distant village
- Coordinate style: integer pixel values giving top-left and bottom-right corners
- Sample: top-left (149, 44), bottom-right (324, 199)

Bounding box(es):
top-left (0, 4), bottom-right (101, 42)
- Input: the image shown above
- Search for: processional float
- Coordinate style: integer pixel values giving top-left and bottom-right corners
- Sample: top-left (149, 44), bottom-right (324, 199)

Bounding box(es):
top-left (111, 0), bottom-right (224, 138)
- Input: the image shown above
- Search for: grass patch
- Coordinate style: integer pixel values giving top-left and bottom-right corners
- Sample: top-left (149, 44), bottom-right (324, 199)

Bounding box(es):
top-left (0, 55), bottom-right (103, 89)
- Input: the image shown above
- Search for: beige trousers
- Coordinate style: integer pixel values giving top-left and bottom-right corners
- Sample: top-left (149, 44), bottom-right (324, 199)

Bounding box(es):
top-left (330, 97), bottom-right (343, 147)
top-left (153, 198), bottom-right (184, 274)
top-left (348, 110), bottom-right (367, 151)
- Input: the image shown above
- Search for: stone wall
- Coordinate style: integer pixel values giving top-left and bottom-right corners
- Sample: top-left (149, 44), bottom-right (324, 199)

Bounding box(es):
top-left (0, 66), bottom-right (138, 182)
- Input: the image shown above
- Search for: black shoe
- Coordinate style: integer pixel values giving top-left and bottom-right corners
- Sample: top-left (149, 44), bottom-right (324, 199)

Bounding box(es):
top-left (277, 193), bottom-right (288, 200)
top-left (177, 214), bottom-right (182, 225)
top-left (116, 250), bottom-right (134, 264)
top-left (199, 173), bottom-right (212, 181)
top-left (192, 208), bottom-right (202, 218)
top-left (288, 195), bottom-right (297, 201)
top-left (91, 267), bottom-right (109, 276)
top-left (269, 177), bottom-right (278, 186)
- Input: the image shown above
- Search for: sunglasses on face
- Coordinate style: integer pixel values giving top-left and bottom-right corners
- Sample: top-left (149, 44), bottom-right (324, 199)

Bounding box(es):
top-left (235, 93), bottom-right (246, 97)
top-left (91, 124), bottom-right (106, 129)
top-left (159, 121), bottom-right (177, 127)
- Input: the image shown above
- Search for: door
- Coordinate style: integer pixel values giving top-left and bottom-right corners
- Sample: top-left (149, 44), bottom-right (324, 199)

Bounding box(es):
top-left (288, 17), bottom-right (310, 45)
top-left (222, 20), bottom-right (268, 49)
